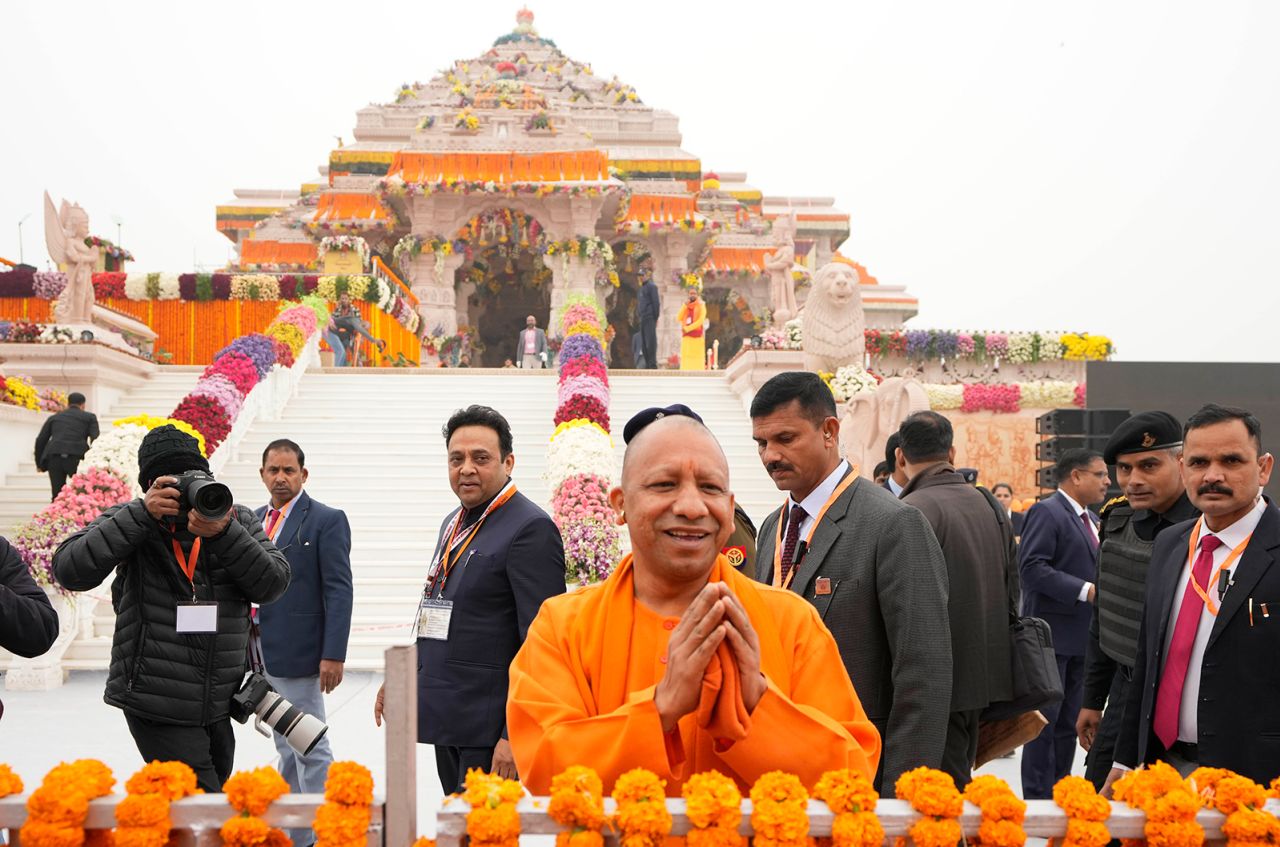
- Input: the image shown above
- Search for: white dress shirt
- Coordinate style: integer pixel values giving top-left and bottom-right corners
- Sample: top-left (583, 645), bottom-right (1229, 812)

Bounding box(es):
top-left (788, 459), bottom-right (850, 542)
top-left (887, 475), bottom-right (904, 497)
top-left (264, 494), bottom-right (299, 543)
top-left (1165, 496), bottom-right (1266, 744)
top-left (1058, 488), bottom-right (1098, 602)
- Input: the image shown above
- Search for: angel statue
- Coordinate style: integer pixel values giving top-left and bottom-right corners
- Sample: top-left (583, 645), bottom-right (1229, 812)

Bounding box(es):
top-left (44, 191), bottom-right (98, 324)
top-left (763, 210), bottom-right (798, 326)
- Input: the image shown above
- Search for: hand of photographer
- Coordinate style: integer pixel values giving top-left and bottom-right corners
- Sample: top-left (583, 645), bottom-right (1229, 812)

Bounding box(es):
top-left (188, 508), bottom-right (233, 539)
top-left (144, 477), bottom-right (182, 521)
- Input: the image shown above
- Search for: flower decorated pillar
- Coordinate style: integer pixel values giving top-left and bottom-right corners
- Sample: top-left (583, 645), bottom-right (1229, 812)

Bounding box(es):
top-left (545, 253), bottom-right (601, 316)
top-left (405, 250), bottom-right (467, 337)
top-left (656, 231), bottom-right (692, 366)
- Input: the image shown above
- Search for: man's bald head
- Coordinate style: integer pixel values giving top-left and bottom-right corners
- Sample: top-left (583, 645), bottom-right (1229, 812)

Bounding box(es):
top-left (622, 415), bottom-right (728, 486)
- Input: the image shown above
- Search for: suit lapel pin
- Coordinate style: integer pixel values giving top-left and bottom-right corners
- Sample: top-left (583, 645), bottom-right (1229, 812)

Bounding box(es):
top-left (815, 577), bottom-right (832, 596)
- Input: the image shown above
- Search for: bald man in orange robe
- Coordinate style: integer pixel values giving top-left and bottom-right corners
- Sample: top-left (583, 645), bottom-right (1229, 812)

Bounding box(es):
top-left (507, 409), bottom-right (880, 795)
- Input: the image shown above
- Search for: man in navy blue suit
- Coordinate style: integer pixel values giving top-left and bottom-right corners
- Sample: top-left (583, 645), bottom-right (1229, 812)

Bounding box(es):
top-left (1018, 448), bottom-right (1110, 798)
top-left (255, 438), bottom-right (353, 833)
top-left (374, 405), bottom-right (565, 794)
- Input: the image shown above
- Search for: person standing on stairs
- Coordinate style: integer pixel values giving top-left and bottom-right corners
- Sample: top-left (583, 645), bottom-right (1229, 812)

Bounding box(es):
top-left (35, 391), bottom-right (99, 500)
top-left (373, 405), bottom-right (566, 795)
top-left (254, 439), bottom-right (353, 847)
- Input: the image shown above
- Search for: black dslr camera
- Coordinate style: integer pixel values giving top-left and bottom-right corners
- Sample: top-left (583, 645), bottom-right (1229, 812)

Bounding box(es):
top-left (162, 470), bottom-right (233, 522)
top-left (230, 672), bottom-right (329, 756)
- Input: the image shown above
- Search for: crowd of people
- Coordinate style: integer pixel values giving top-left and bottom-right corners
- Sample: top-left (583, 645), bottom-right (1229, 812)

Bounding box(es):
top-left (0, 368), bottom-right (1276, 830)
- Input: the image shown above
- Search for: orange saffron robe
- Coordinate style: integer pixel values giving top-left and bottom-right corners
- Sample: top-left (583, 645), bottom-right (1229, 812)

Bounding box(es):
top-left (507, 554), bottom-right (881, 795)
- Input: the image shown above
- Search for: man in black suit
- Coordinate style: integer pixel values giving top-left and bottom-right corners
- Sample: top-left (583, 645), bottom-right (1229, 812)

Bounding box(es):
top-left (34, 392), bottom-right (99, 499)
top-left (254, 439), bottom-right (353, 843)
top-left (374, 405), bottom-right (565, 794)
top-left (897, 411), bottom-right (1018, 788)
top-left (1018, 448), bottom-right (1109, 798)
top-left (991, 483), bottom-right (1026, 537)
top-left (1105, 404), bottom-right (1277, 788)
top-left (751, 372), bottom-right (951, 795)
top-left (637, 272), bottom-right (660, 369)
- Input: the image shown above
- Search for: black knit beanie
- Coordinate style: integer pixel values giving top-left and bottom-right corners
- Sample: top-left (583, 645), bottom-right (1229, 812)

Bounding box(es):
top-left (137, 425), bottom-right (209, 490)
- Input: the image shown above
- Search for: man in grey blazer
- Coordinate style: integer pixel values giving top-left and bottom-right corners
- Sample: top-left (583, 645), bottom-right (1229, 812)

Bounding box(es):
top-left (750, 371), bottom-right (952, 795)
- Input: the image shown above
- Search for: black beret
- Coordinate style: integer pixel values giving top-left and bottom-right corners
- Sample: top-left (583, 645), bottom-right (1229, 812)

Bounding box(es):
top-left (1103, 411), bottom-right (1183, 465)
top-left (622, 404), bottom-right (704, 445)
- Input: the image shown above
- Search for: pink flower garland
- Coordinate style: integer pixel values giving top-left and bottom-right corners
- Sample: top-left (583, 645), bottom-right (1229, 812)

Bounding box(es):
top-left (551, 474), bottom-right (615, 527)
top-left (961, 383), bottom-right (1022, 414)
top-left (275, 305), bottom-right (318, 338)
top-left (47, 467), bottom-right (133, 527)
top-left (203, 352), bottom-right (260, 396)
top-left (558, 375), bottom-right (610, 408)
top-left (190, 374), bottom-right (245, 421)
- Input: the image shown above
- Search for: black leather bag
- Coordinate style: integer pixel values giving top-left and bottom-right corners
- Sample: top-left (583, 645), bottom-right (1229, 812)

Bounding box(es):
top-left (981, 614), bottom-right (1064, 722)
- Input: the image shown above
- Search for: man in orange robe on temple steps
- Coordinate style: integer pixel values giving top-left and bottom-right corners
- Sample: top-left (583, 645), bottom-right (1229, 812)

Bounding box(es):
top-left (507, 404), bottom-right (881, 795)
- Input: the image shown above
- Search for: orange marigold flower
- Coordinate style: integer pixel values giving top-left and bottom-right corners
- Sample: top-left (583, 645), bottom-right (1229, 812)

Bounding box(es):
top-left (1212, 776), bottom-right (1268, 816)
top-left (262, 826), bottom-right (292, 847)
top-left (1222, 806), bottom-right (1280, 844)
top-left (1053, 777), bottom-right (1110, 823)
top-left (687, 827), bottom-right (746, 847)
top-left (20, 821), bottom-right (87, 847)
top-left (44, 761), bottom-right (114, 799)
top-left (314, 802), bottom-right (372, 843)
top-left (113, 828), bottom-right (168, 847)
top-left (124, 762), bottom-right (199, 802)
top-left (1063, 820), bottom-right (1112, 847)
top-left (894, 768), bottom-right (962, 818)
top-left (750, 772), bottom-right (808, 807)
top-left (831, 810), bottom-right (884, 847)
top-left (467, 802), bottom-right (521, 846)
top-left (549, 766), bottom-right (605, 831)
top-left (611, 769), bottom-right (672, 847)
top-left (1270, 776), bottom-right (1280, 799)
top-left (683, 771), bottom-right (743, 830)
top-left (1144, 820), bottom-right (1205, 847)
top-left (221, 815), bottom-right (272, 847)
top-left (978, 819), bottom-right (1026, 847)
top-left (750, 772), bottom-right (810, 847)
top-left (1147, 791), bottom-right (1200, 824)
top-left (224, 768), bottom-right (290, 816)
top-left (114, 794), bottom-right (169, 828)
top-left (1113, 763), bottom-right (1186, 812)
top-left (28, 786), bottom-right (91, 826)
top-left (813, 770), bottom-right (877, 816)
top-left (323, 763), bottom-right (374, 808)
top-left (0, 763), bottom-right (24, 796)
top-left (463, 769), bottom-right (523, 810)
top-left (557, 829), bottom-right (605, 847)
top-left (908, 818), bottom-right (963, 847)
top-left (613, 770), bottom-right (668, 806)
top-left (83, 830), bottom-right (114, 847)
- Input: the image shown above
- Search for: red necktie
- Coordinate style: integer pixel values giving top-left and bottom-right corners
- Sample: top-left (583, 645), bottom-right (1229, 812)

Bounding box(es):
top-left (1152, 534), bottom-right (1222, 749)
top-left (780, 504), bottom-right (808, 585)
top-left (264, 508), bottom-right (282, 539)
top-left (1081, 510), bottom-right (1098, 550)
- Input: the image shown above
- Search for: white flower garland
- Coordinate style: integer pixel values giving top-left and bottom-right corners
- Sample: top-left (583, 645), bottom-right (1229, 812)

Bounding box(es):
top-left (828, 365), bottom-right (879, 403)
top-left (544, 424), bottom-right (616, 489)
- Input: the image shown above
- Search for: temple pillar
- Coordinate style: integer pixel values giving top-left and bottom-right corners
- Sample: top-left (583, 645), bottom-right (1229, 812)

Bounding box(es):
top-left (655, 232), bottom-right (692, 367)
top-left (409, 251), bottom-right (467, 340)
top-left (546, 253), bottom-right (603, 320)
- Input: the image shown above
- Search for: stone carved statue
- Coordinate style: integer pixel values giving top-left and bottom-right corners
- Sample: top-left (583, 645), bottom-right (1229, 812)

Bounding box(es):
top-left (763, 211), bottom-right (797, 326)
top-left (43, 192), bottom-right (98, 324)
top-left (800, 258), bottom-right (865, 373)
top-left (840, 375), bottom-right (930, 479)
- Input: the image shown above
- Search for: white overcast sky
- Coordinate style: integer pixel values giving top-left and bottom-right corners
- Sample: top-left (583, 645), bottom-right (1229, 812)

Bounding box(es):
top-left (3, 1), bottom-right (1278, 362)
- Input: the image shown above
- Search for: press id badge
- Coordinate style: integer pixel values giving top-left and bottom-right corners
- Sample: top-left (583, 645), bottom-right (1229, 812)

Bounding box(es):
top-left (176, 601), bottom-right (219, 634)
top-left (416, 598), bottom-right (453, 641)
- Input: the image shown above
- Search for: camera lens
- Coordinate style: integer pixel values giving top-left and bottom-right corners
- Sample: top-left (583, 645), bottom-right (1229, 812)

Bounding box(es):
top-left (259, 693), bottom-right (329, 756)
top-left (187, 478), bottom-right (233, 519)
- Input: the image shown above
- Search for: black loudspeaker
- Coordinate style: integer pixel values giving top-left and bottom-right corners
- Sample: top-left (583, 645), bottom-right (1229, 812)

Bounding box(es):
top-left (1037, 409), bottom-right (1086, 435)
top-left (1036, 435), bottom-right (1110, 462)
top-left (1087, 409), bottom-right (1133, 435)
top-left (1037, 466), bottom-right (1060, 489)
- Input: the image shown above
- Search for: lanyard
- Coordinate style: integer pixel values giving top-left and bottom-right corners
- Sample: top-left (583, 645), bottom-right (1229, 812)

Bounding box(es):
top-left (169, 531), bottom-right (202, 598)
top-left (772, 467), bottom-right (859, 590)
top-left (426, 482), bottom-right (517, 597)
top-left (265, 507), bottom-right (286, 542)
top-left (1184, 517), bottom-right (1253, 616)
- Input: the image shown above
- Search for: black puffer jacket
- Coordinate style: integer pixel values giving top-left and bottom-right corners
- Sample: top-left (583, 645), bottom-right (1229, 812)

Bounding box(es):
top-left (53, 500), bottom-right (290, 725)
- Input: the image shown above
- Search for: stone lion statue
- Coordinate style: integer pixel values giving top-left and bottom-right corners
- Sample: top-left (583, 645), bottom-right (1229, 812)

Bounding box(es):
top-left (801, 259), bottom-right (865, 374)
top-left (840, 375), bottom-right (930, 479)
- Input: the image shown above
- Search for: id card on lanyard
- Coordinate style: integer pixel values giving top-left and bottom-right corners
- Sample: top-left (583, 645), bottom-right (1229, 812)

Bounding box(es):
top-left (416, 482), bottom-right (517, 639)
top-left (1183, 516), bottom-right (1253, 616)
top-left (170, 530), bottom-right (218, 634)
top-left (771, 467), bottom-right (858, 590)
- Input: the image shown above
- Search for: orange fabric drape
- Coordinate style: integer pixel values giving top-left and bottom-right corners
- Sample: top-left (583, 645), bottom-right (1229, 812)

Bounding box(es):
top-left (312, 193), bottom-right (388, 222)
top-left (386, 150), bottom-right (610, 183)
top-left (707, 247), bottom-right (771, 274)
top-left (240, 241), bottom-right (319, 267)
top-left (0, 298), bottom-right (419, 367)
top-left (622, 195), bottom-right (698, 224)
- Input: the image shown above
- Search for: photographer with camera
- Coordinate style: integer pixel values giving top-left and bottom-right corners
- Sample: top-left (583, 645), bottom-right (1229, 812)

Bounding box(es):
top-left (52, 425), bottom-right (290, 792)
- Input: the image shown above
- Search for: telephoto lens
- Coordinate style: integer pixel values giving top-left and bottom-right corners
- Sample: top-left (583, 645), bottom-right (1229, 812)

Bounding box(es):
top-left (230, 673), bottom-right (329, 755)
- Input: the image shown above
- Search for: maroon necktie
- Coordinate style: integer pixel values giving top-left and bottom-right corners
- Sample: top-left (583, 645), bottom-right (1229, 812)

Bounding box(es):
top-left (1152, 534), bottom-right (1222, 749)
top-left (1081, 510), bottom-right (1098, 550)
top-left (780, 504), bottom-right (808, 586)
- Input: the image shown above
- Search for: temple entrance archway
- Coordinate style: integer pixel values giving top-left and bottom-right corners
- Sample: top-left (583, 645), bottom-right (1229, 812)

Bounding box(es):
top-left (456, 209), bottom-right (552, 367)
top-left (704, 286), bottom-right (759, 363)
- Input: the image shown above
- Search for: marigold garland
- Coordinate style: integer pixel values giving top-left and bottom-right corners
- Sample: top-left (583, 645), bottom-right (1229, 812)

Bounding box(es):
top-left (894, 767), bottom-right (963, 847)
top-left (0, 763), bottom-right (23, 796)
top-left (1202, 774), bottom-right (1280, 847)
top-left (813, 770), bottom-right (881, 847)
top-left (114, 761), bottom-right (200, 847)
top-left (1112, 763), bottom-right (1203, 847)
top-left (965, 775), bottom-right (1027, 847)
top-left (21, 760), bottom-right (116, 847)
top-left (463, 769), bottom-right (523, 847)
top-left (611, 769), bottom-right (672, 847)
top-left (221, 767), bottom-right (291, 847)
top-left (683, 771), bottom-right (745, 847)
top-left (547, 766), bottom-right (606, 847)
top-left (1048, 776), bottom-right (1110, 847)
top-left (749, 771), bottom-right (812, 847)
top-left (315, 762), bottom-right (375, 847)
